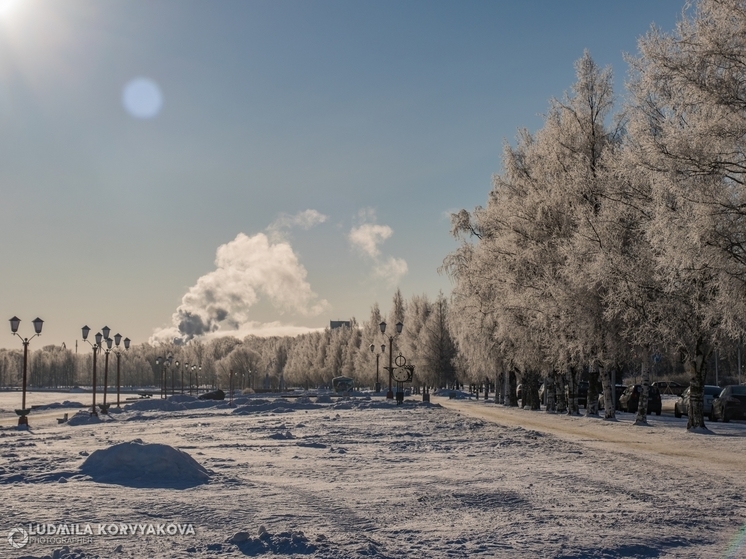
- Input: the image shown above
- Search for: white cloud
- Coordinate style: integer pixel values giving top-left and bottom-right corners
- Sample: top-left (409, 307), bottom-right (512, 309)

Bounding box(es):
top-left (151, 232), bottom-right (329, 344)
top-left (348, 223), bottom-right (393, 258)
top-left (375, 257), bottom-right (409, 286)
top-left (267, 209), bottom-right (328, 241)
top-left (347, 208), bottom-right (408, 287)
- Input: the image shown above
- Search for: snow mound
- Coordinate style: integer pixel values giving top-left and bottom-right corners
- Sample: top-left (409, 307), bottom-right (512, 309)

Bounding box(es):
top-left (268, 430), bottom-right (295, 440)
top-left (66, 410), bottom-right (104, 426)
top-left (165, 394), bottom-right (199, 403)
top-left (227, 526), bottom-right (318, 555)
top-left (79, 439), bottom-right (210, 488)
top-left (19, 545), bottom-right (99, 558)
top-left (182, 399), bottom-right (229, 410)
top-left (124, 398), bottom-right (187, 412)
top-left (32, 400), bottom-right (86, 410)
top-left (315, 394), bottom-right (333, 403)
top-left (232, 399), bottom-right (322, 415)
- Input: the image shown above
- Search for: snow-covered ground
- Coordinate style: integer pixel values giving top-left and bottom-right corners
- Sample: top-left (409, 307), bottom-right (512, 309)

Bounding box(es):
top-left (2, 390), bottom-right (746, 558)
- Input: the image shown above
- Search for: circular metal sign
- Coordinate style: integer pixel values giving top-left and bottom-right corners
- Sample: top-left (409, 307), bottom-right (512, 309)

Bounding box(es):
top-left (395, 354), bottom-right (407, 367)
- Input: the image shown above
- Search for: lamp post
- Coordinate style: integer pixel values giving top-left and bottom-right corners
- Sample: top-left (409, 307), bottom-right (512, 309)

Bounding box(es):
top-left (173, 359), bottom-right (179, 396)
top-left (189, 364), bottom-right (196, 395)
top-left (156, 354), bottom-right (172, 398)
top-left (81, 325), bottom-right (103, 416)
top-left (181, 361), bottom-right (188, 394)
top-left (100, 331), bottom-right (113, 414)
top-left (112, 334), bottom-right (130, 408)
top-left (195, 364), bottom-right (201, 396)
top-left (369, 343), bottom-right (386, 393)
top-left (9, 316), bottom-right (43, 426)
top-left (380, 320), bottom-right (403, 400)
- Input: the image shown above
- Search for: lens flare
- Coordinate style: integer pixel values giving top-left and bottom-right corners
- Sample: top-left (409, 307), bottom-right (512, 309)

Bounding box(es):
top-left (122, 77), bottom-right (163, 119)
top-left (726, 525), bottom-right (746, 558)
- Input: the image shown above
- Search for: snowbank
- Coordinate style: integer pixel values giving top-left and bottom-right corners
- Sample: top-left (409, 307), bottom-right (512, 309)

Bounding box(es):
top-left (66, 410), bottom-right (106, 426)
top-left (232, 398), bottom-right (323, 415)
top-left (227, 526), bottom-right (318, 555)
top-left (124, 398), bottom-right (187, 412)
top-left (79, 439), bottom-right (210, 488)
top-left (32, 400), bottom-right (86, 411)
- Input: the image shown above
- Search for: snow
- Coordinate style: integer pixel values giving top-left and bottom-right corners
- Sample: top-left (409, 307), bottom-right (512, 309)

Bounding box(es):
top-left (79, 440), bottom-right (210, 488)
top-left (1, 390), bottom-right (746, 558)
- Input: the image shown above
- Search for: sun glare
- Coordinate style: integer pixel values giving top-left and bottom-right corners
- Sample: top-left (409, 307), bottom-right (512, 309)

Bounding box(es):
top-left (0, 0), bottom-right (21, 17)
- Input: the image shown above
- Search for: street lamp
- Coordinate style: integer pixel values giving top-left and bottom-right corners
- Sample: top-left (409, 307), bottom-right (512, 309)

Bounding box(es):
top-left (369, 343), bottom-right (386, 393)
top-left (173, 359), bottom-right (179, 396)
top-left (9, 316), bottom-right (43, 426)
top-left (189, 364), bottom-right (196, 396)
top-left (380, 320), bottom-right (403, 400)
top-left (181, 361), bottom-right (188, 394)
top-left (81, 325), bottom-right (104, 416)
top-left (112, 334), bottom-right (130, 408)
top-left (99, 335), bottom-right (114, 414)
top-left (155, 354), bottom-right (172, 398)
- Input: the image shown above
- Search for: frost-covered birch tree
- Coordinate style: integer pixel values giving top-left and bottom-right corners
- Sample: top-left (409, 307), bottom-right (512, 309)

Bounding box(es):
top-left (624, 0), bottom-right (746, 429)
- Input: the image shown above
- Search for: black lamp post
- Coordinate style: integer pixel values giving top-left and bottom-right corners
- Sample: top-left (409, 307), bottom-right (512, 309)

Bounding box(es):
top-left (9, 316), bottom-right (43, 426)
top-left (380, 320), bottom-right (403, 400)
top-left (189, 364), bottom-right (196, 396)
top-left (110, 333), bottom-right (130, 408)
top-left (81, 325), bottom-right (104, 416)
top-left (156, 355), bottom-right (172, 398)
top-left (195, 364), bottom-right (201, 396)
top-left (181, 361), bottom-right (188, 394)
top-left (81, 326), bottom-right (108, 416)
top-left (100, 334), bottom-right (113, 414)
top-left (369, 343), bottom-right (386, 393)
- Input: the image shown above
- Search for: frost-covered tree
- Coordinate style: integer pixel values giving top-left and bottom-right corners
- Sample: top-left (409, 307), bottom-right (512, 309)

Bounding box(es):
top-left (624, 0), bottom-right (746, 429)
top-left (445, 52), bottom-right (623, 416)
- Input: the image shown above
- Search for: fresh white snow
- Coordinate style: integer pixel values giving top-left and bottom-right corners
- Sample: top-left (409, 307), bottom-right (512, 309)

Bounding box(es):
top-left (1, 390), bottom-right (746, 558)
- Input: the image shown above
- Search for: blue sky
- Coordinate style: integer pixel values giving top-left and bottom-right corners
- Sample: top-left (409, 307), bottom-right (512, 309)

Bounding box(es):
top-left (0, 0), bottom-right (684, 349)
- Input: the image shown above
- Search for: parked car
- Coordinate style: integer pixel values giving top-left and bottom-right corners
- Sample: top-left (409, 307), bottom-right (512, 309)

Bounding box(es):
top-left (652, 381), bottom-right (686, 396)
top-left (710, 385), bottom-right (746, 422)
top-left (674, 385), bottom-right (721, 418)
top-left (618, 385), bottom-right (662, 415)
top-left (597, 384), bottom-right (627, 411)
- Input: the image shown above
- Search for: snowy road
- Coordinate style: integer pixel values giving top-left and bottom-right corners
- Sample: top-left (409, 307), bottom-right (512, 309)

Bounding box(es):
top-left (438, 396), bottom-right (746, 479)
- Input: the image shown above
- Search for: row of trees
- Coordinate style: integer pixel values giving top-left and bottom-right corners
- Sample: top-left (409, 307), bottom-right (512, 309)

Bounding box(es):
top-left (0, 290), bottom-right (459, 396)
top-left (444, 0), bottom-right (746, 430)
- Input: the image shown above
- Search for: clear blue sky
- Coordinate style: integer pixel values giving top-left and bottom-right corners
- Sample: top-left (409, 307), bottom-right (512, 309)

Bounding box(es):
top-left (0, 0), bottom-right (684, 349)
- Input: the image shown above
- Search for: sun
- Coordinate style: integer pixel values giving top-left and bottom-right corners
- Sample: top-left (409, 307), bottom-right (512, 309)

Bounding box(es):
top-left (0, 0), bottom-right (22, 17)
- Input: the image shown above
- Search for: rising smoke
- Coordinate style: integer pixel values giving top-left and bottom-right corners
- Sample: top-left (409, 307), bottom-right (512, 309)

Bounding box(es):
top-left (152, 211), bottom-right (329, 344)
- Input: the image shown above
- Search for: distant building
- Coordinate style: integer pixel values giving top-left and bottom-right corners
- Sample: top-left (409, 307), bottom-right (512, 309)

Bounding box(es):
top-left (330, 321), bottom-right (351, 330)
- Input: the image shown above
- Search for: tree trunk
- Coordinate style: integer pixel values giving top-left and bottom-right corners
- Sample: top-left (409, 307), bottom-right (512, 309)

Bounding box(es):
top-left (566, 367), bottom-right (580, 416)
top-left (635, 355), bottom-right (650, 426)
top-left (600, 364), bottom-right (616, 420)
top-left (508, 368), bottom-right (518, 407)
top-left (555, 373), bottom-right (567, 413)
top-left (686, 339), bottom-right (711, 430)
top-left (586, 363), bottom-right (600, 417)
top-left (524, 370), bottom-right (541, 410)
top-left (545, 371), bottom-right (556, 413)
